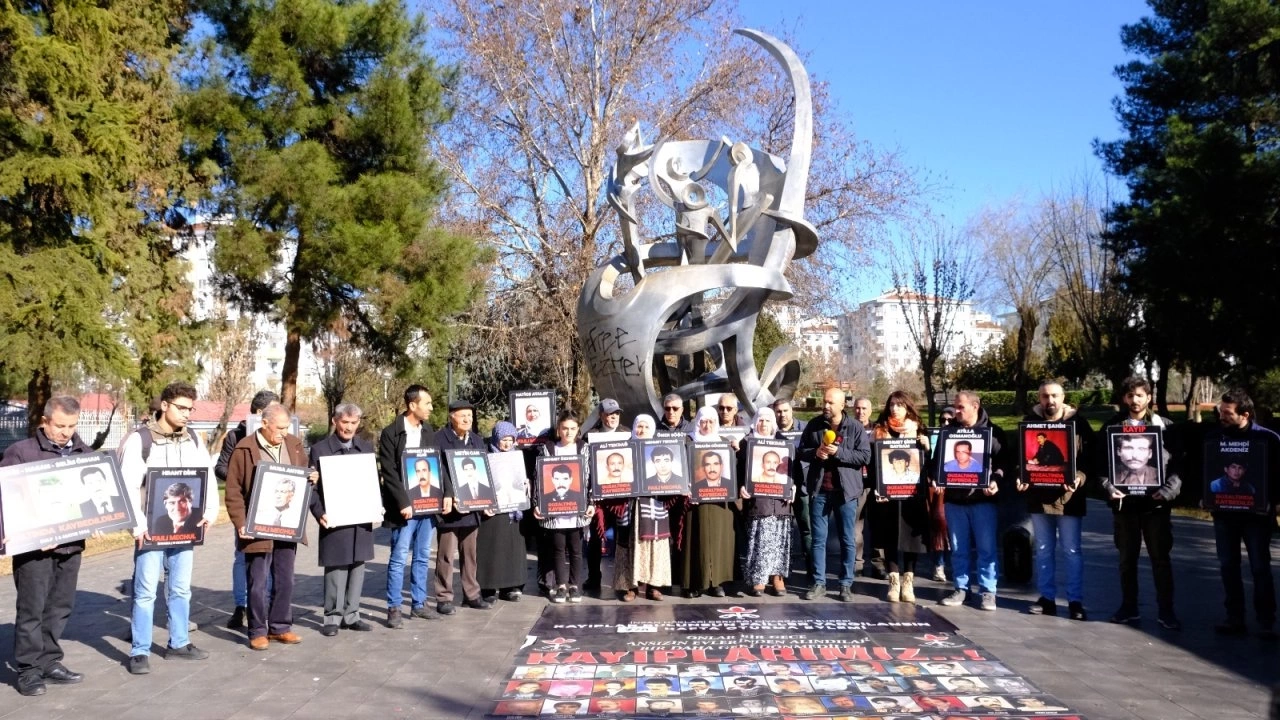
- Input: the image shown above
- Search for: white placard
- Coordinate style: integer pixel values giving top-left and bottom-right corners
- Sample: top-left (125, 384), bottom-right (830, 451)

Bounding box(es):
top-left (318, 453), bottom-right (383, 527)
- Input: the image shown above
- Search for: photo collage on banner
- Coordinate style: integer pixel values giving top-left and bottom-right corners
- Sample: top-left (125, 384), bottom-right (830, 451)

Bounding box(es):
top-left (511, 390), bottom-right (556, 447)
top-left (403, 448), bottom-right (445, 516)
top-left (689, 441), bottom-right (735, 503)
top-left (536, 456), bottom-right (587, 517)
top-left (245, 462), bottom-right (312, 542)
top-left (1203, 432), bottom-right (1268, 512)
top-left (1106, 426), bottom-right (1165, 496)
top-left (744, 438), bottom-right (793, 500)
top-left (873, 438), bottom-right (923, 499)
top-left (0, 451), bottom-right (136, 556)
top-left (489, 603), bottom-right (1083, 719)
top-left (142, 467), bottom-right (208, 548)
top-left (1018, 422), bottom-right (1076, 489)
top-left (935, 426), bottom-right (992, 490)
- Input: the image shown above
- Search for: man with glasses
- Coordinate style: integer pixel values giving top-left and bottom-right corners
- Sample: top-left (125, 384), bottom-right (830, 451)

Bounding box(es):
top-left (657, 392), bottom-right (691, 434)
top-left (119, 382), bottom-right (217, 674)
top-left (716, 395), bottom-right (748, 428)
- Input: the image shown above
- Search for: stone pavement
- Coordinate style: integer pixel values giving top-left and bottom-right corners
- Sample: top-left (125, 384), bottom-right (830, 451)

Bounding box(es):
top-left (0, 499), bottom-right (1276, 720)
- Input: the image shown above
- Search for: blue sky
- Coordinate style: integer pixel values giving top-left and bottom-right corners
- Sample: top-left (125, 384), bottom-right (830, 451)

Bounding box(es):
top-left (738, 0), bottom-right (1151, 262)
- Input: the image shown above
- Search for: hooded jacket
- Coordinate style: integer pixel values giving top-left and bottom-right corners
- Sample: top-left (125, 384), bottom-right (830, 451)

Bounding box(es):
top-left (1021, 404), bottom-right (1096, 517)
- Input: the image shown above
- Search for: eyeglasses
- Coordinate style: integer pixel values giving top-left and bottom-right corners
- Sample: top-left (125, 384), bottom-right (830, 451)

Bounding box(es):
top-left (169, 403), bottom-right (195, 413)
top-left (663, 406), bottom-right (681, 412)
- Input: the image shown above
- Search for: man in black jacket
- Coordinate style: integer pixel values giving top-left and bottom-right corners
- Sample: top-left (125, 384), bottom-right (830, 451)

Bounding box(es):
top-left (433, 399), bottom-right (490, 615)
top-left (215, 389), bottom-right (277, 630)
top-left (2, 396), bottom-right (93, 697)
top-left (377, 384), bottom-right (440, 628)
top-left (310, 402), bottom-right (377, 636)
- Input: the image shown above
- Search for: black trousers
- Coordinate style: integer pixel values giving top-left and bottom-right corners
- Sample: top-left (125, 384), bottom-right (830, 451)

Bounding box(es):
top-left (246, 542), bottom-right (296, 639)
top-left (1214, 513), bottom-right (1276, 626)
top-left (13, 549), bottom-right (81, 675)
top-left (1113, 509), bottom-right (1174, 613)
top-left (548, 528), bottom-right (583, 588)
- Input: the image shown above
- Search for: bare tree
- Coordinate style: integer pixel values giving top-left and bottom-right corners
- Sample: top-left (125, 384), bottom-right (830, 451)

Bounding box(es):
top-left (432, 0), bottom-right (924, 411)
top-left (1040, 176), bottom-right (1141, 398)
top-left (311, 318), bottom-right (401, 429)
top-left (204, 311), bottom-right (260, 438)
top-left (971, 201), bottom-right (1056, 412)
top-left (888, 221), bottom-right (979, 423)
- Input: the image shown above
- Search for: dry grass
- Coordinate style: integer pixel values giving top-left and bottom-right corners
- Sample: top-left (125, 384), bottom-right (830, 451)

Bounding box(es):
top-left (0, 530), bottom-right (135, 576)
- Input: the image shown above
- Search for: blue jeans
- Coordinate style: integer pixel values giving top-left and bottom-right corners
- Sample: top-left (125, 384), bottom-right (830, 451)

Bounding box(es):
top-left (1031, 513), bottom-right (1083, 602)
top-left (1213, 513), bottom-right (1276, 625)
top-left (947, 502), bottom-right (998, 594)
top-left (811, 489), bottom-right (858, 587)
top-left (232, 548), bottom-right (247, 607)
top-left (132, 547), bottom-right (193, 656)
top-left (388, 517), bottom-right (435, 609)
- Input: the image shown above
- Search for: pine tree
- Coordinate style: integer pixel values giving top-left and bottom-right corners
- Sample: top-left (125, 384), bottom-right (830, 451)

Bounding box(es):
top-left (183, 0), bottom-right (487, 410)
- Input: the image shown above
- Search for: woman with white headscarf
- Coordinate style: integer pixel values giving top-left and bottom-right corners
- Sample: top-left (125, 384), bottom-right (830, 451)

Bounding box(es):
top-left (739, 408), bottom-right (792, 596)
top-left (608, 414), bottom-right (672, 601)
top-left (679, 406), bottom-right (738, 597)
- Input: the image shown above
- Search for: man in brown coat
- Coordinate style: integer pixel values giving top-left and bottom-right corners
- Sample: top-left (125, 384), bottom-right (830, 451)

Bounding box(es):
top-left (224, 403), bottom-right (313, 650)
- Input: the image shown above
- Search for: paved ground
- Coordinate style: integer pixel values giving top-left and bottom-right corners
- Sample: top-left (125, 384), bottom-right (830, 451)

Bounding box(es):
top-left (0, 499), bottom-right (1276, 719)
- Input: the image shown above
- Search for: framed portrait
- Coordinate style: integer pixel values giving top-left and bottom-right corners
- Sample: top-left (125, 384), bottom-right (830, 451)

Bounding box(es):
top-left (935, 426), bottom-right (992, 489)
top-left (445, 449), bottom-right (497, 512)
top-left (402, 448), bottom-right (445, 516)
top-left (245, 462), bottom-right (312, 541)
top-left (874, 438), bottom-right (924, 499)
top-left (587, 431), bottom-right (631, 445)
top-left (536, 456), bottom-right (587, 517)
top-left (318, 453), bottom-right (382, 527)
top-left (1018, 422), bottom-right (1076, 489)
top-left (744, 438), bottom-right (793, 499)
top-left (0, 451), bottom-right (135, 556)
top-left (718, 425), bottom-right (748, 445)
top-left (689, 441), bottom-right (735, 503)
top-left (142, 467), bottom-right (208, 548)
top-left (1106, 426), bottom-right (1164, 496)
top-left (490, 451), bottom-right (531, 513)
top-left (1203, 433), bottom-right (1268, 512)
top-left (636, 438), bottom-right (690, 496)
top-left (591, 440), bottom-right (639, 499)
top-left (510, 389), bottom-right (555, 446)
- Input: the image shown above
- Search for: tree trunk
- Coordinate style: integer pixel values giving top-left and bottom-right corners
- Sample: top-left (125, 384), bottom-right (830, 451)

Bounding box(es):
top-left (1011, 305), bottom-right (1037, 415)
top-left (1183, 369), bottom-right (1200, 422)
top-left (1152, 351), bottom-right (1170, 416)
top-left (280, 328), bottom-right (301, 412)
top-left (920, 355), bottom-right (938, 425)
top-left (26, 367), bottom-right (51, 437)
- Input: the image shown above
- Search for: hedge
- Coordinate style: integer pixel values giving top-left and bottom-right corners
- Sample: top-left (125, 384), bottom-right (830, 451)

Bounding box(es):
top-left (965, 390), bottom-right (1109, 407)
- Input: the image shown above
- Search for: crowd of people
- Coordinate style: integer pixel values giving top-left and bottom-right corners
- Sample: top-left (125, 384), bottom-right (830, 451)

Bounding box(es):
top-left (3, 377), bottom-right (1276, 700)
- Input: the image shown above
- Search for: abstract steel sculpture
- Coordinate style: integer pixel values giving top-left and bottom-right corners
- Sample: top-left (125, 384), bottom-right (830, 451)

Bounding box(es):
top-left (577, 29), bottom-right (818, 421)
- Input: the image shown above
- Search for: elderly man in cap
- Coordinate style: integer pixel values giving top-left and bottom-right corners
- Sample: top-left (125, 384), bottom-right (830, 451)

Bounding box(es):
top-left (433, 399), bottom-right (490, 615)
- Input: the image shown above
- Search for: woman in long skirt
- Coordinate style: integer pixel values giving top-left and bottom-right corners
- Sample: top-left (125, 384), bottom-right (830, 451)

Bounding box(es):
top-left (680, 406), bottom-right (737, 597)
top-left (478, 421), bottom-right (530, 601)
top-left (740, 408), bottom-right (792, 596)
top-left (611, 414), bottom-right (672, 601)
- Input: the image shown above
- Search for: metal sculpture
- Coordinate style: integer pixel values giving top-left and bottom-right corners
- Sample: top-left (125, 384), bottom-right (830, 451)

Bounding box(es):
top-left (577, 28), bottom-right (818, 420)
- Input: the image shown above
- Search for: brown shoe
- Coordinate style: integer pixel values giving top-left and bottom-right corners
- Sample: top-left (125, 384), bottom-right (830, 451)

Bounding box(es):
top-left (620, 589), bottom-right (636, 602)
top-left (268, 632), bottom-right (302, 644)
top-left (648, 587), bottom-right (664, 602)
top-left (249, 636), bottom-right (268, 651)
top-left (769, 575), bottom-right (787, 596)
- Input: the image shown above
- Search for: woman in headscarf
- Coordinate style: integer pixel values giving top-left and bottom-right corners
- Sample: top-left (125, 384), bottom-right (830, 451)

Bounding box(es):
top-left (739, 408), bottom-right (792, 596)
top-left (478, 420), bottom-right (529, 602)
top-left (608, 414), bottom-right (673, 601)
top-left (867, 391), bottom-right (933, 603)
top-left (680, 406), bottom-right (738, 597)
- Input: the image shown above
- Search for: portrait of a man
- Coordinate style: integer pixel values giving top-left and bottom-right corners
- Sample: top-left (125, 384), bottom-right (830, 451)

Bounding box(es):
top-left (254, 474), bottom-right (303, 529)
top-left (1027, 431), bottom-right (1066, 466)
top-left (1209, 454), bottom-right (1256, 496)
top-left (452, 455), bottom-right (491, 503)
top-left (692, 449), bottom-right (730, 494)
top-left (942, 439), bottom-right (984, 473)
top-left (78, 465), bottom-right (122, 518)
top-left (1112, 433), bottom-right (1159, 486)
top-left (883, 448), bottom-right (918, 484)
top-left (409, 458), bottom-right (439, 499)
top-left (151, 481), bottom-right (203, 535)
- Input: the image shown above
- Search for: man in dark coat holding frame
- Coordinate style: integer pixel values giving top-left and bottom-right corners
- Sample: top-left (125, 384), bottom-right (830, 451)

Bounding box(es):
top-left (310, 402), bottom-right (376, 636)
top-left (433, 399), bottom-right (489, 615)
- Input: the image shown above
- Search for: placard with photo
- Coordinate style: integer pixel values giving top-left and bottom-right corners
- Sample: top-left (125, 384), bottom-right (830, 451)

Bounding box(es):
top-left (689, 441), bottom-right (735, 503)
top-left (1204, 433), bottom-right (1268, 512)
top-left (245, 462), bottom-right (312, 541)
top-left (536, 455), bottom-right (588, 517)
top-left (935, 426), bottom-right (992, 489)
top-left (744, 438), bottom-right (793, 499)
top-left (0, 451), bottom-right (136, 556)
top-left (636, 438), bottom-right (690, 496)
top-left (490, 451), bottom-right (532, 513)
top-left (718, 425), bottom-right (748, 445)
top-left (510, 389), bottom-right (555, 446)
top-left (142, 467), bottom-right (208, 548)
top-left (1106, 426), bottom-right (1164, 496)
top-left (445, 449), bottom-right (497, 512)
top-left (874, 438), bottom-right (924, 499)
top-left (1018, 422), bottom-right (1076, 489)
top-left (591, 440), bottom-right (639, 499)
top-left (402, 448), bottom-right (445, 516)
top-left (318, 453), bottom-right (383, 527)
